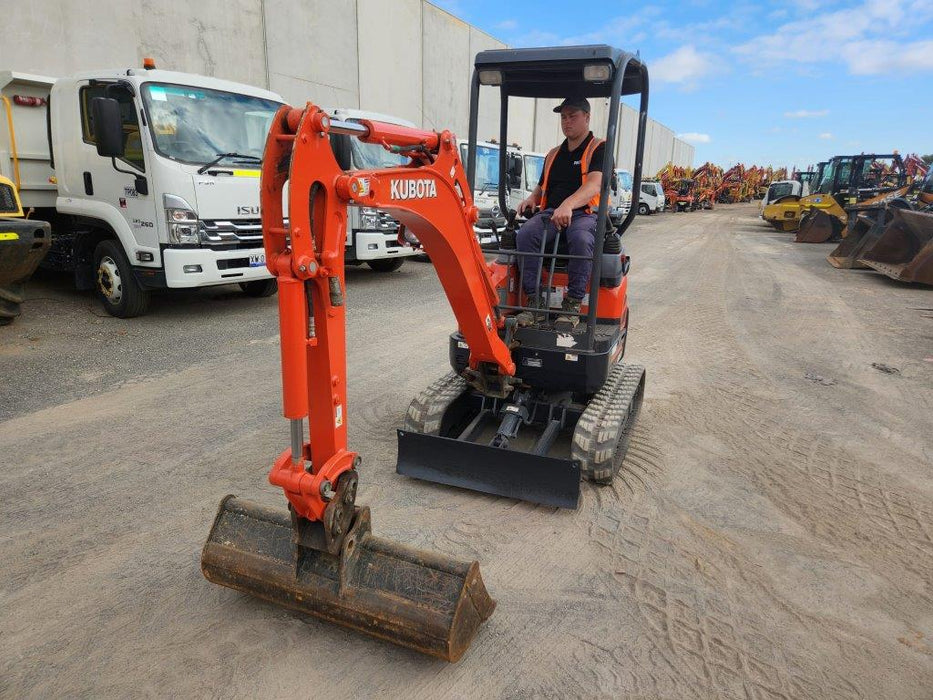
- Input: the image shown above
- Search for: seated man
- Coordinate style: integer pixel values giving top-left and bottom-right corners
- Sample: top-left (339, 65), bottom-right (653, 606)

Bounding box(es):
top-left (515, 96), bottom-right (608, 329)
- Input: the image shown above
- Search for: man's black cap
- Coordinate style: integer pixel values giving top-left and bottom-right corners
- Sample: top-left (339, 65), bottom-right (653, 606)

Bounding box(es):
top-left (553, 97), bottom-right (590, 114)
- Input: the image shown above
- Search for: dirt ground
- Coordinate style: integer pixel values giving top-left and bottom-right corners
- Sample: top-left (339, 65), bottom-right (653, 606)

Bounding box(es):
top-left (2, 203), bottom-right (932, 698)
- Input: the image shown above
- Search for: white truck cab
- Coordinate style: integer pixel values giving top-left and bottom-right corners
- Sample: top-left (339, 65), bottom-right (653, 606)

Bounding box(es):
top-left (610, 168), bottom-right (634, 224)
top-left (507, 150), bottom-right (545, 214)
top-left (638, 180), bottom-right (665, 214)
top-left (459, 139), bottom-right (523, 242)
top-left (1, 65), bottom-right (284, 316)
top-left (327, 107), bottom-right (420, 272)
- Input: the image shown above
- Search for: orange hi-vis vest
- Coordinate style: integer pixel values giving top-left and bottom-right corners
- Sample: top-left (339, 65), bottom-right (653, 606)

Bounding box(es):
top-left (539, 136), bottom-right (605, 213)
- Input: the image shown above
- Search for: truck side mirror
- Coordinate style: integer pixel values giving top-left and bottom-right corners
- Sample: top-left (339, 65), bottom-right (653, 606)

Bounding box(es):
top-left (91, 97), bottom-right (125, 158)
top-left (610, 172), bottom-right (618, 195)
top-left (508, 155), bottom-right (522, 189)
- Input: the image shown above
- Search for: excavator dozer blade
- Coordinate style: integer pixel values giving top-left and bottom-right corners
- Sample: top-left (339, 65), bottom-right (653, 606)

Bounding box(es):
top-left (827, 213), bottom-right (881, 269)
top-left (397, 430), bottom-right (581, 509)
top-left (858, 208), bottom-right (933, 285)
top-left (201, 496), bottom-right (495, 662)
top-left (796, 210), bottom-right (838, 243)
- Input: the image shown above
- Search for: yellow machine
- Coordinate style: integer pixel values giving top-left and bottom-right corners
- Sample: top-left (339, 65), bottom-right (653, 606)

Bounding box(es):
top-left (0, 176), bottom-right (51, 324)
top-left (763, 155), bottom-right (907, 242)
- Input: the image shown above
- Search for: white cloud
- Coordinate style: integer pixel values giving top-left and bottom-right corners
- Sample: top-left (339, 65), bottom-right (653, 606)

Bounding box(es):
top-left (819, 133), bottom-right (834, 139)
top-left (494, 19), bottom-right (517, 31)
top-left (733, 0), bottom-right (933, 75)
top-left (652, 45), bottom-right (716, 88)
top-left (555, 8), bottom-right (662, 46)
top-left (784, 109), bottom-right (829, 118)
top-left (678, 132), bottom-right (712, 144)
top-left (840, 39), bottom-right (933, 74)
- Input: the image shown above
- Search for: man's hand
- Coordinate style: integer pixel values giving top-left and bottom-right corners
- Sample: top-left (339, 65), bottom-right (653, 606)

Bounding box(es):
top-left (518, 196), bottom-right (537, 217)
top-left (552, 202), bottom-right (574, 229)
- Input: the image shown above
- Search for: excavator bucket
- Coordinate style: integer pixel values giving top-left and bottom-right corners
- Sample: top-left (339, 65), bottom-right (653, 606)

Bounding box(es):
top-left (202, 496), bottom-right (495, 662)
top-left (858, 208), bottom-right (933, 285)
top-left (796, 209), bottom-right (839, 243)
top-left (827, 211), bottom-right (883, 269)
top-left (397, 430), bottom-right (581, 509)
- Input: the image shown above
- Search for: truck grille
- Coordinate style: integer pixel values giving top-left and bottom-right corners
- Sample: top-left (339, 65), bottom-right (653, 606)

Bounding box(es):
top-left (369, 210), bottom-right (399, 231)
top-left (199, 218), bottom-right (291, 250)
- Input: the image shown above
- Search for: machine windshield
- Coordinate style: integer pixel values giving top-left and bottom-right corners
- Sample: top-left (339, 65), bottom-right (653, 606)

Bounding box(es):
top-left (142, 83), bottom-right (281, 166)
top-left (767, 182), bottom-right (795, 201)
top-left (524, 154), bottom-right (544, 191)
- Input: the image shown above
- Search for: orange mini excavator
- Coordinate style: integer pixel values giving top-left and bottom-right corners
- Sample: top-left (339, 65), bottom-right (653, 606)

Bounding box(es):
top-left (202, 45), bottom-right (648, 661)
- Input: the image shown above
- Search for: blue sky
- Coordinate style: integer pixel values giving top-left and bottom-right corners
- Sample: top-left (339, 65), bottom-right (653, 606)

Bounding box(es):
top-left (432, 0), bottom-right (932, 169)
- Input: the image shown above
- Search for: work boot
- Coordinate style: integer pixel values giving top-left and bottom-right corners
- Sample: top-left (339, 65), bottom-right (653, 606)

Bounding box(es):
top-left (516, 293), bottom-right (545, 327)
top-left (555, 296), bottom-right (582, 330)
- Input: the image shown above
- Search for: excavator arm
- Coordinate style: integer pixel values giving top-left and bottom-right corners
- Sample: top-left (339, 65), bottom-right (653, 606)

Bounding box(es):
top-left (260, 104), bottom-right (515, 527)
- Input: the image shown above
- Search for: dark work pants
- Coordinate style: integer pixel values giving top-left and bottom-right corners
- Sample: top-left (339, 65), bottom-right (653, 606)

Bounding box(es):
top-left (516, 208), bottom-right (597, 300)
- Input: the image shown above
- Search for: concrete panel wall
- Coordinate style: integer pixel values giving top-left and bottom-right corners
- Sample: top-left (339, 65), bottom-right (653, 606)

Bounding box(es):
top-left (0, 0), bottom-right (265, 86)
top-left (358, 0), bottom-right (422, 125)
top-left (0, 0), bottom-right (695, 171)
top-left (264, 0), bottom-right (359, 108)
top-left (422, 4), bottom-right (470, 135)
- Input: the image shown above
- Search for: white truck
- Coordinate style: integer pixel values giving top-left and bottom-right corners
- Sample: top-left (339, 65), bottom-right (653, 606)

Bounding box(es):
top-left (609, 168), bottom-right (634, 224)
top-left (637, 180), bottom-right (665, 214)
top-left (459, 139), bottom-right (524, 244)
top-left (0, 65), bottom-right (415, 318)
top-left (327, 108), bottom-right (420, 272)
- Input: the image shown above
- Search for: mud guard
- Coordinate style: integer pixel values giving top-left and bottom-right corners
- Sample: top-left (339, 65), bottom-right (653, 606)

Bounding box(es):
top-left (201, 496), bottom-right (495, 662)
top-left (397, 430), bottom-right (581, 509)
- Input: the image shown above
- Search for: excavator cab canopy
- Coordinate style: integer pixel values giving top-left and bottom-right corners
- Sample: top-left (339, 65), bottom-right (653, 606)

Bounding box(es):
top-left (473, 44), bottom-right (647, 99)
top-left (467, 44), bottom-right (649, 243)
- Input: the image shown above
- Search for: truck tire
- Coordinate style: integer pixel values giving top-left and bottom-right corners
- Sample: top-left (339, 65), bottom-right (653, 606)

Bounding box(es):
top-left (367, 258), bottom-right (404, 273)
top-left (239, 279), bottom-right (278, 297)
top-left (93, 239), bottom-right (150, 318)
top-left (638, 203), bottom-right (649, 215)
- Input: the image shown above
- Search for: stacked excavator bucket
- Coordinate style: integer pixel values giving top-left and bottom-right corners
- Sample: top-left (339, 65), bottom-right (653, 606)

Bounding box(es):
top-left (827, 207), bottom-right (888, 269)
top-left (858, 207), bottom-right (933, 284)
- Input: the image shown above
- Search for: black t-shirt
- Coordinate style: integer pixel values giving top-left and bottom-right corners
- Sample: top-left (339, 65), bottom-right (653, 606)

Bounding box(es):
top-left (538, 132), bottom-right (607, 210)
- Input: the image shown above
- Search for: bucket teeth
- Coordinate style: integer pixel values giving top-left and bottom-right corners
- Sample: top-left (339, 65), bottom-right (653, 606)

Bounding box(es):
top-left (201, 496), bottom-right (495, 662)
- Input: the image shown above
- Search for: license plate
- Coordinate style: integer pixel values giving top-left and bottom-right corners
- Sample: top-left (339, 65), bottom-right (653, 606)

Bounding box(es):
top-left (249, 253), bottom-right (265, 267)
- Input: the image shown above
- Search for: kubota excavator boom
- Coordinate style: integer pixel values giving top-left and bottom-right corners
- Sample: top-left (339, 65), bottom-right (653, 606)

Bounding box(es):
top-left (201, 105), bottom-right (513, 662)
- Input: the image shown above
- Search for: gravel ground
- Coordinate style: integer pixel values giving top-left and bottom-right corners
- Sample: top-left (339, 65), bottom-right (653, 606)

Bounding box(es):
top-left (2, 203), bottom-right (932, 698)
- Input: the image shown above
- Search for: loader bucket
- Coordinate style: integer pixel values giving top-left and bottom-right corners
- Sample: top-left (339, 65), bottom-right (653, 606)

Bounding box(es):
top-left (201, 496), bottom-right (495, 662)
top-left (397, 430), bottom-right (581, 509)
top-left (827, 212), bottom-right (881, 269)
top-left (858, 208), bottom-right (933, 285)
top-left (796, 209), bottom-right (839, 243)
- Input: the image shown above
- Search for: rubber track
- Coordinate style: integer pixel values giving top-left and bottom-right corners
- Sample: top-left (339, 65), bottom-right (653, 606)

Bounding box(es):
top-left (403, 371), bottom-right (469, 435)
top-left (572, 363), bottom-right (646, 484)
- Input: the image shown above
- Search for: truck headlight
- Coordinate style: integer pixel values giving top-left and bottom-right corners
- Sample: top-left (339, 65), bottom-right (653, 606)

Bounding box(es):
top-left (166, 207), bottom-right (200, 244)
top-left (360, 207), bottom-right (380, 230)
top-left (163, 194), bottom-right (200, 245)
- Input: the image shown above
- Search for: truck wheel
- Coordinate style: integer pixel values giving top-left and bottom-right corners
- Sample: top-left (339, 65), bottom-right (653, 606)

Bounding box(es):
top-left (94, 240), bottom-right (150, 318)
top-left (239, 279), bottom-right (278, 297)
top-left (638, 203), bottom-right (649, 215)
top-left (367, 258), bottom-right (404, 273)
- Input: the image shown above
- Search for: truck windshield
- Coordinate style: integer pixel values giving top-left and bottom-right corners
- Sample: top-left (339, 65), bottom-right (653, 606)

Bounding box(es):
top-left (524, 154), bottom-right (544, 191)
top-left (616, 170), bottom-right (633, 191)
top-left (141, 83), bottom-right (281, 166)
top-left (349, 123), bottom-right (410, 169)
